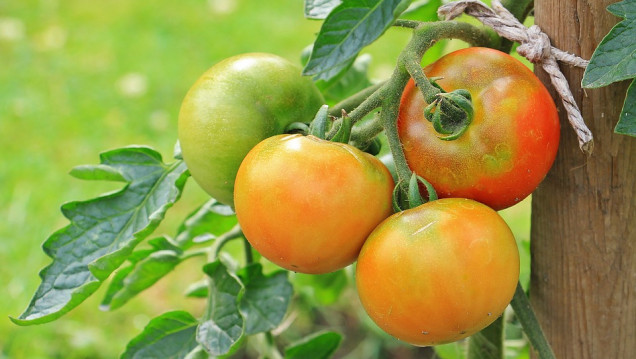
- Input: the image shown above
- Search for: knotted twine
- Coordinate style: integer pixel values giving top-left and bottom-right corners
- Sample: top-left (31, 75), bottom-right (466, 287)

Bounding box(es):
top-left (438, 0), bottom-right (594, 154)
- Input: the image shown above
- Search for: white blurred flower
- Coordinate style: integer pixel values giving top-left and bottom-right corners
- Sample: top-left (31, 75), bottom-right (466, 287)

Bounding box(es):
top-left (149, 109), bottom-right (170, 131)
top-left (0, 17), bottom-right (25, 41)
top-left (35, 24), bottom-right (67, 51)
top-left (208, 0), bottom-right (238, 15)
top-left (117, 72), bottom-right (148, 98)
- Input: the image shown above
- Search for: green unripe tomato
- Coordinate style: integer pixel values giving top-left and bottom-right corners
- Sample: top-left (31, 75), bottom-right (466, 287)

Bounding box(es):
top-left (178, 53), bottom-right (324, 206)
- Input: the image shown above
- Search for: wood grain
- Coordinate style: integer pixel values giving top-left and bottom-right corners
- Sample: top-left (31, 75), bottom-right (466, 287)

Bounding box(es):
top-left (531, 0), bottom-right (636, 357)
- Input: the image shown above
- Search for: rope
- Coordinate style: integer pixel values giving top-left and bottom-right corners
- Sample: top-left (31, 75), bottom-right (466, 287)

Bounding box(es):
top-left (438, 0), bottom-right (594, 154)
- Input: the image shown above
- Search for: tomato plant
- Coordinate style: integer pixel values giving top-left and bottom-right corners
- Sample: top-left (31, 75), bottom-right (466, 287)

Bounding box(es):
top-left (234, 134), bottom-right (394, 274)
top-left (397, 47), bottom-right (560, 210)
top-left (356, 198), bottom-right (520, 346)
top-left (14, 0), bottom-right (619, 357)
top-left (178, 52), bottom-right (324, 206)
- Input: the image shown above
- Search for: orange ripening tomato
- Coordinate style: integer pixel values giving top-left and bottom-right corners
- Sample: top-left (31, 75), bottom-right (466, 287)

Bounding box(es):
top-left (356, 198), bottom-right (520, 346)
top-left (398, 47), bottom-right (560, 210)
top-left (234, 134), bottom-right (395, 274)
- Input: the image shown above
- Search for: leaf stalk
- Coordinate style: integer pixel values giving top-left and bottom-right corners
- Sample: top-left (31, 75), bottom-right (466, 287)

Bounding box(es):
top-left (210, 224), bottom-right (244, 260)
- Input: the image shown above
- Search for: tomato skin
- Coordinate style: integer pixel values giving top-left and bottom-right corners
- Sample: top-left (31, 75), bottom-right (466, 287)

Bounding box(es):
top-left (178, 53), bottom-right (324, 207)
top-left (356, 198), bottom-right (519, 346)
top-left (398, 47), bottom-right (560, 210)
top-left (234, 134), bottom-right (395, 274)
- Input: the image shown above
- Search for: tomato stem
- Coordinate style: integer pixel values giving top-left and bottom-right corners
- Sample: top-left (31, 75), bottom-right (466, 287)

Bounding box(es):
top-left (210, 223), bottom-right (244, 260)
top-left (243, 237), bottom-right (254, 265)
top-left (393, 19), bottom-right (421, 29)
top-left (401, 21), bottom-right (495, 109)
top-left (180, 248), bottom-right (209, 260)
top-left (349, 113), bottom-right (384, 151)
top-left (263, 332), bottom-right (284, 359)
top-left (383, 21), bottom-right (496, 190)
top-left (321, 20), bottom-right (498, 205)
top-left (325, 83), bottom-right (385, 140)
top-left (329, 82), bottom-right (385, 117)
top-left (510, 282), bottom-right (556, 359)
top-left (379, 73), bottom-right (412, 186)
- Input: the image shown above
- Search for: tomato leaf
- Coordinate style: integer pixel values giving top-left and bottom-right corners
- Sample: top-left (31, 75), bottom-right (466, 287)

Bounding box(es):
top-left (175, 198), bottom-right (237, 248)
top-left (320, 54), bottom-right (374, 104)
top-left (305, 0), bottom-right (342, 19)
top-left (615, 78), bottom-right (636, 136)
top-left (399, 0), bottom-right (448, 66)
top-left (302, 44), bottom-right (374, 105)
top-left (184, 279), bottom-right (209, 298)
top-left (434, 342), bottom-right (467, 359)
top-left (292, 270), bottom-right (348, 306)
top-left (303, 0), bottom-right (411, 81)
top-left (69, 163), bottom-right (127, 182)
top-left (11, 146), bottom-right (188, 326)
top-left (100, 248), bottom-right (181, 311)
top-left (400, 0), bottom-right (442, 22)
top-left (121, 310), bottom-right (200, 359)
top-left (284, 331), bottom-right (342, 359)
top-left (237, 264), bottom-right (293, 335)
top-left (197, 260), bottom-right (244, 356)
top-left (100, 199), bottom-right (236, 311)
top-left (101, 236), bottom-right (182, 309)
top-left (581, 0), bottom-right (636, 137)
top-left (581, 0), bottom-right (636, 88)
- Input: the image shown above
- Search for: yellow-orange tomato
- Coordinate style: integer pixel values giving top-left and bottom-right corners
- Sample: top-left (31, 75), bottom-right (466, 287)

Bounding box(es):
top-left (356, 198), bottom-right (520, 346)
top-left (234, 134), bottom-right (394, 274)
top-left (398, 47), bottom-right (560, 210)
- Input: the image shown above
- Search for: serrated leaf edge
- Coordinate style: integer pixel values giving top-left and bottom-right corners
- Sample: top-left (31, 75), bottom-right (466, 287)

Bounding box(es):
top-left (11, 150), bottom-right (188, 325)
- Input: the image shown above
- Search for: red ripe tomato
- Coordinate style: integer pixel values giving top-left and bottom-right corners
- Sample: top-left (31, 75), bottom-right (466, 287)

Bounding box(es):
top-left (234, 134), bottom-right (395, 274)
top-left (356, 198), bottom-right (520, 346)
top-left (398, 47), bottom-right (560, 210)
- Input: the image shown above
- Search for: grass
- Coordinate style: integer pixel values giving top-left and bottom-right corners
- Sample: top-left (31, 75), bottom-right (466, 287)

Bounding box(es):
top-left (0, 1), bottom-right (531, 358)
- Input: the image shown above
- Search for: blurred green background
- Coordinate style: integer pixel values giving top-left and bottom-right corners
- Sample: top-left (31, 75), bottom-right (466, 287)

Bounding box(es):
top-left (0, 1), bottom-right (530, 358)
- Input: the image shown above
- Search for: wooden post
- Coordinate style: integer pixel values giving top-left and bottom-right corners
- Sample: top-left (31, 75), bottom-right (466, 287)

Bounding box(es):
top-left (531, 0), bottom-right (636, 357)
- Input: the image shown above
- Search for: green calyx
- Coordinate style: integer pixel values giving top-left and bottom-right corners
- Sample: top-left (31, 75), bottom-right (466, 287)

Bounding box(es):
top-left (308, 104), bottom-right (330, 139)
top-left (424, 88), bottom-right (474, 141)
top-left (360, 136), bottom-right (382, 156)
top-left (307, 104), bottom-right (353, 144)
top-left (392, 173), bottom-right (438, 212)
top-left (330, 113), bottom-right (352, 144)
top-left (284, 122), bottom-right (310, 134)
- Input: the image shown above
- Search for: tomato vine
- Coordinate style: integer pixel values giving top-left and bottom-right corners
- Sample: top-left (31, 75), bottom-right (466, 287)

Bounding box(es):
top-left (310, 5), bottom-right (558, 356)
top-left (13, 0), bottom-right (627, 358)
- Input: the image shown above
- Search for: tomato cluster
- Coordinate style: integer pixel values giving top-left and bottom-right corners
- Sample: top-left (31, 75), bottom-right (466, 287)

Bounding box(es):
top-left (178, 48), bottom-right (558, 347)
